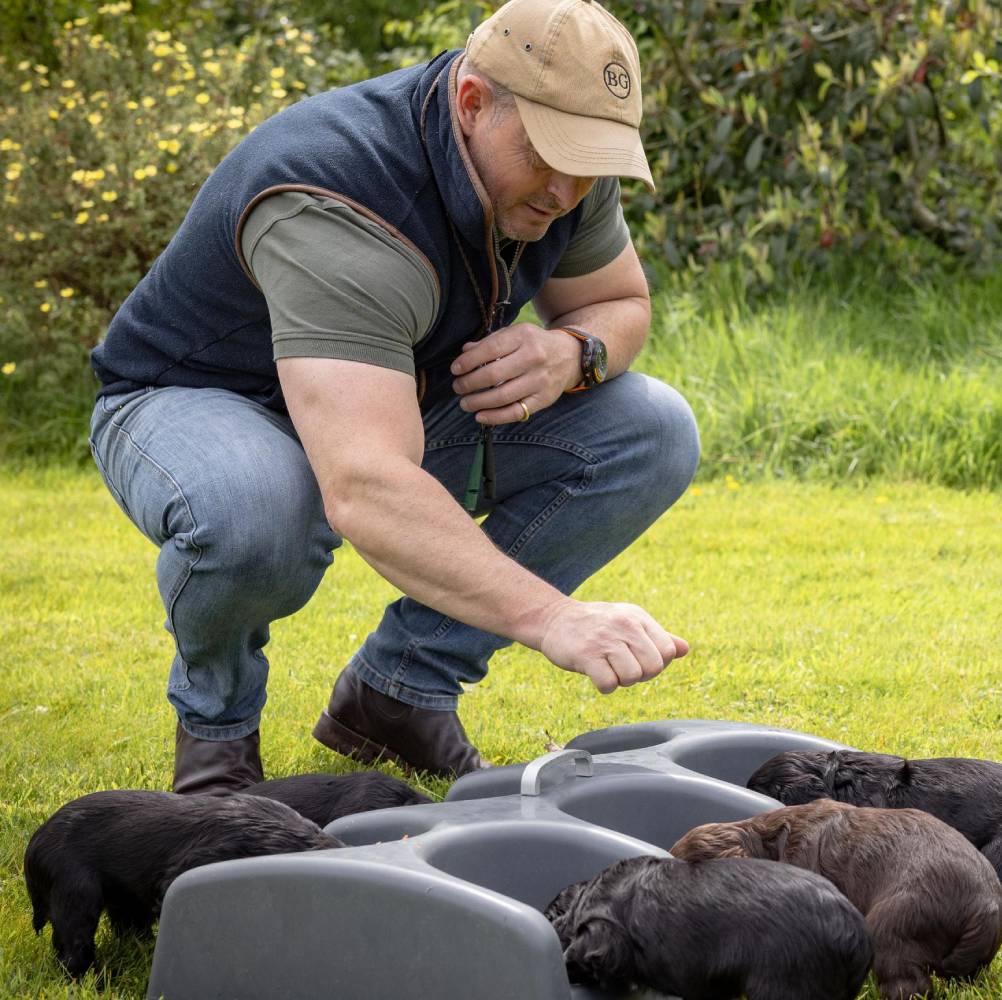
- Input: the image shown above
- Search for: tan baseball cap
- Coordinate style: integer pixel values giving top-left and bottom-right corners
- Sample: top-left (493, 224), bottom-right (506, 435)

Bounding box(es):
top-left (465, 0), bottom-right (653, 191)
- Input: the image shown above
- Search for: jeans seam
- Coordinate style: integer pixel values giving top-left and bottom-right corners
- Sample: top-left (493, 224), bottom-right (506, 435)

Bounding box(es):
top-left (110, 423), bottom-right (202, 690)
top-left (424, 431), bottom-right (600, 466)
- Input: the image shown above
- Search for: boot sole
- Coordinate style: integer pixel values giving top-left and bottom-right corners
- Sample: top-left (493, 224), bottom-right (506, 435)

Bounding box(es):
top-left (312, 709), bottom-right (413, 774)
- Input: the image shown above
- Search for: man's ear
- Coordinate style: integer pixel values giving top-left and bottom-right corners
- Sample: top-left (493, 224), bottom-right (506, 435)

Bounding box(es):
top-left (455, 74), bottom-right (491, 138)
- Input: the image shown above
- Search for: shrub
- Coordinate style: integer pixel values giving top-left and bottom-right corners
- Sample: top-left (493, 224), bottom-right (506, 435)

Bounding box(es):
top-left (0, 4), bottom-right (368, 459)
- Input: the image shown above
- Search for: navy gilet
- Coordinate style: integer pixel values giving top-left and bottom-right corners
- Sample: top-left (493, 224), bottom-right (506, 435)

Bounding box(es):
top-left (91, 50), bottom-right (584, 412)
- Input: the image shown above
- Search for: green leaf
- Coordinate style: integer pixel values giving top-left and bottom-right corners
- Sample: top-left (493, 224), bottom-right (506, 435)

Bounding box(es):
top-left (745, 133), bottom-right (765, 172)
top-left (713, 114), bottom-right (733, 146)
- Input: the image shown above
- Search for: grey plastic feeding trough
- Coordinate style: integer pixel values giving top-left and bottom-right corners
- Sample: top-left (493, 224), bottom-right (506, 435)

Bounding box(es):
top-left (147, 719), bottom-right (849, 1000)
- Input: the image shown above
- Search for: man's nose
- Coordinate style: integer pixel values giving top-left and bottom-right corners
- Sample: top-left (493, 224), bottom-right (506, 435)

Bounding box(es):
top-left (546, 171), bottom-right (589, 210)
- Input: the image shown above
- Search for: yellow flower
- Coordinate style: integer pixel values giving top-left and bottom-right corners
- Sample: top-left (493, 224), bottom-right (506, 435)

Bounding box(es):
top-left (226, 118), bottom-right (243, 129)
top-left (271, 87), bottom-right (287, 99)
top-left (689, 486), bottom-right (703, 497)
top-left (13, 231), bottom-right (26, 241)
top-left (87, 112), bottom-right (103, 125)
top-left (64, 98), bottom-right (77, 110)
top-left (75, 211), bottom-right (89, 224)
top-left (165, 85), bottom-right (184, 97)
top-left (126, 100), bottom-right (138, 110)
top-left (60, 287), bottom-right (75, 298)
top-left (875, 495), bottom-right (890, 504)
top-left (141, 96), bottom-right (155, 108)
top-left (269, 67), bottom-right (285, 79)
top-left (204, 61), bottom-right (221, 77)
top-left (187, 121), bottom-right (208, 134)
top-left (17, 59), bottom-right (30, 71)
top-left (40, 302), bottom-right (51, 313)
top-left (97, 213), bottom-right (109, 222)
top-left (19, 81), bottom-right (32, 93)
top-left (34, 279), bottom-right (47, 288)
top-left (166, 162), bottom-right (178, 173)
top-left (0, 139), bottom-right (21, 151)
top-left (49, 109), bottom-right (60, 120)
top-left (1, 362), bottom-right (15, 375)
top-left (81, 199), bottom-right (94, 208)
top-left (62, 79), bottom-right (76, 88)
top-left (35, 64), bottom-right (49, 74)
top-left (101, 190), bottom-right (118, 201)
top-left (195, 92), bottom-right (210, 105)
top-left (29, 231), bottom-right (43, 240)
top-left (5, 165), bottom-right (22, 180)
top-left (153, 43), bottom-right (172, 57)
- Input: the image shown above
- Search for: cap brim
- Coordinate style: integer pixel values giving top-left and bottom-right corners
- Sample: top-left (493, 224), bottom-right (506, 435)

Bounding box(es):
top-left (514, 94), bottom-right (655, 193)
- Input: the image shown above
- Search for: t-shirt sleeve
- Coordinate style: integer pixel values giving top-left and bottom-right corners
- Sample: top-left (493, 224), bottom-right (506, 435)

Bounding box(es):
top-left (240, 191), bottom-right (440, 377)
top-left (550, 176), bottom-right (631, 279)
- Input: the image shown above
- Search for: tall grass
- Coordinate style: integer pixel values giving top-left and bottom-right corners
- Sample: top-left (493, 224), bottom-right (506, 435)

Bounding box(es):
top-left (639, 260), bottom-right (1002, 490)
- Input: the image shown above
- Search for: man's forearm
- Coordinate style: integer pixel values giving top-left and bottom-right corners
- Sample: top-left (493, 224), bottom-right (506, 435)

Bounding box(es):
top-left (327, 454), bottom-right (568, 650)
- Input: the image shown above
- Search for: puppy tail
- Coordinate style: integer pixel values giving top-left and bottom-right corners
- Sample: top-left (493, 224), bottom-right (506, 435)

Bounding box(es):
top-left (939, 908), bottom-right (1002, 979)
top-left (22, 841), bottom-right (49, 933)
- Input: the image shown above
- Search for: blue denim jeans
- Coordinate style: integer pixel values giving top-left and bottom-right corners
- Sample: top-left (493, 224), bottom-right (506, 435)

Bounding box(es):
top-left (89, 373), bottom-right (699, 739)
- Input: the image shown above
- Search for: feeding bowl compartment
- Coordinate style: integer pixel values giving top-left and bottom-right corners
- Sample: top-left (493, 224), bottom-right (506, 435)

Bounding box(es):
top-left (147, 718), bottom-right (849, 999)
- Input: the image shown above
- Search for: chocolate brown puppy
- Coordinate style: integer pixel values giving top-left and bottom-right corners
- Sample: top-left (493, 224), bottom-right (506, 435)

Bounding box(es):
top-left (244, 770), bottom-right (432, 828)
top-left (672, 800), bottom-right (1002, 999)
top-left (747, 748), bottom-right (1002, 879)
top-left (24, 790), bottom-right (344, 978)
top-left (544, 854), bottom-right (873, 1000)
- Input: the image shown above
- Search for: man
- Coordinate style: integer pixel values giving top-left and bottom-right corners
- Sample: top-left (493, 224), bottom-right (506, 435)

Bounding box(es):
top-left (88, 0), bottom-right (700, 793)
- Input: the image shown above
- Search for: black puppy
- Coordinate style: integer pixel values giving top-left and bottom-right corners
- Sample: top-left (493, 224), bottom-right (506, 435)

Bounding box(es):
top-left (747, 749), bottom-right (1002, 878)
top-left (544, 854), bottom-right (873, 1000)
top-left (244, 770), bottom-right (431, 828)
top-left (24, 790), bottom-right (344, 977)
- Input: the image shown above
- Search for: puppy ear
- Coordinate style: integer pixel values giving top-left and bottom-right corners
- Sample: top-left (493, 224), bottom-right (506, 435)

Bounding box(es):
top-left (564, 918), bottom-right (633, 985)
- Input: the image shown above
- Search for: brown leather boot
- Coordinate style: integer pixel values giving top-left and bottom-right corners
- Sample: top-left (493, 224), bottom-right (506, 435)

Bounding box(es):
top-left (172, 722), bottom-right (265, 795)
top-left (312, 669), bottom-right (489, 778)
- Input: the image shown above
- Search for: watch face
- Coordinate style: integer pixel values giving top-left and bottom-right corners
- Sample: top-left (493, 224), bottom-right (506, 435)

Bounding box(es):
top-left (591, 338), bottom-right (608, 383)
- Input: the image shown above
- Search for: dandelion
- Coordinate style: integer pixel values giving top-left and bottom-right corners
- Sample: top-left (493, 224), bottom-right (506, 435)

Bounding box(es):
top-left (29, 231), bottom-right (43, 240)
top-left (126, 100), bottom-right (138, 110)
top-left (271, 87), bottom-right (287, 99)
top-left (97, 213), bottom-right (109, 222)
top-left (34, 64), bottom-right (49, 74)
top-left (62, 79), bottom-right (76, 89)
top-left (49, 109), bottom-right (60, 120)
top-left (724, 474), bottom-right (740, 491)
top-left (195, 92), bottom-right (210, 105)
top-left (141, 96), bottom-right (155, 108)
top-left (19, 81), bottom-right (32, 93)
top-left (2, 362), bottom-right (15, 375)
top-left (13, 231), bottom-right (26, 241)
top-left (165, 162), bottom-right (178, 173)
top-left (60, 288), bottom-right (75, 298)
top-left (165, 85), bottom-right (184, 97)
top-left (87, 112), bottom-right (103, 125)
top-left (40, 303), bottom-right (51, 313)
top-left (81, 199), bottom-right (94, 208)
top-left (33, 279), bottom-right (46, 288)
top-left (75, 211), bottom-right (89, 224)
top-left (204, 61), bottom-right (221, 77)
top-left (101, 190), bottom-right (118, 201)
top-left (270, 67), bottom-right (285, 79)
top-left (187, 122), bottom-right (208, 134)
top-left (689, 486), bottom-right (703, 497)
top-left (5, 165), bottom-right (22, 180)
top-left (153, 44), bottom-right (172, 57)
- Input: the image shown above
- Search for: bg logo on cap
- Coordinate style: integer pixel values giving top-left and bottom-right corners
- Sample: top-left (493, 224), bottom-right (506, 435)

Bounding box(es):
top-left (603, 62), bottom-right (631, 99)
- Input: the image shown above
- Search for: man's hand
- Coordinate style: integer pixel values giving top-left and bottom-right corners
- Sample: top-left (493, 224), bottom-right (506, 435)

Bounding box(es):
top-left (537, 599), bottom-right (689, 694)
top-left (450, 322), bottom-right (581, 425)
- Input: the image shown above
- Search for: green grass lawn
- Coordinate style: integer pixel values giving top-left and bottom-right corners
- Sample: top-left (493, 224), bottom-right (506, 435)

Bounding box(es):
top-left (2, 467), bottom-right (1000, 998)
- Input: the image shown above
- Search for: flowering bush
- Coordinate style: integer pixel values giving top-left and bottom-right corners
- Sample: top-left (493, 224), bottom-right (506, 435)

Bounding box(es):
top-left (0, 3), bottom-right (368, 458)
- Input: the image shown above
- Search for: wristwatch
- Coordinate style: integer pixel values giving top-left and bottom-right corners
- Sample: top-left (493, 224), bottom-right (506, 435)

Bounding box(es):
top-left (555, 326), bottom-right (608, 392)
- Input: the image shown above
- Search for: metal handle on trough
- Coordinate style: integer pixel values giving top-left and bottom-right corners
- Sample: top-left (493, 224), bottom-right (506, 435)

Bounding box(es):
top-left (520, 749), bottom-right (593, 796)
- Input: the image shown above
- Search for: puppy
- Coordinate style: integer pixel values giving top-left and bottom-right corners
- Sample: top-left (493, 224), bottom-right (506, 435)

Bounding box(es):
top-left (672, 800), bottom-right (1002, 999)
top-left (747, 748), bottom-right (1002, 879)
top-left (244, 770), bottom-right (432, 828)
top-left (544, 854), bottom-right (872, 1000)
top-left (24, 789), bottom-right (344, 977)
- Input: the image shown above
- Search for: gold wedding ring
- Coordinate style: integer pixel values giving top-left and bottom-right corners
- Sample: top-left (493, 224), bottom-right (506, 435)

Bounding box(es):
top-left (517, 399), bottom-right (531, 422)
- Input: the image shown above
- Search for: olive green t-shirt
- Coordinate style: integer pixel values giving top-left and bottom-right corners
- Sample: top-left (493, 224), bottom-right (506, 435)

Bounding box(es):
top-left (240, 177), bottom-right (630, 377)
